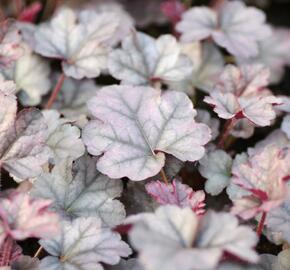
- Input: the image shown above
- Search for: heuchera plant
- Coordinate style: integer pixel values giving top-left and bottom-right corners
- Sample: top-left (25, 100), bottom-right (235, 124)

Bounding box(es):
top-left (0, 0), bottom-right (290, 269)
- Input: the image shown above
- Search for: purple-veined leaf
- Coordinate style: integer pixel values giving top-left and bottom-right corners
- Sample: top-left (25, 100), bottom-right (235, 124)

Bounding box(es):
top-left (199, 150), bottom-right (233, 196)
top-left (231, 145), bottom-right (290, 219)
top-left (108, 32), bottom-right (192, 85)
top-left (82, 85), bottom-right (211, 180)
top-left (0, 44), bottom-right (51, 106)
top-left (0, 192), bottom-right (59, 245)
top-left (34, 7), bottom-right (119, 79)
top-left (32, 155), bottom-right (125, 227)
top-left (127, 206), bottom-right (258, 270)
top-left (145, 179), bottom-right (205, 215)
top-left (42, 110), bottom-right (85, 163)
top-left (39, 217), bottom-right (132, 270)
top-left (176, 1), bottom-right (271, 58)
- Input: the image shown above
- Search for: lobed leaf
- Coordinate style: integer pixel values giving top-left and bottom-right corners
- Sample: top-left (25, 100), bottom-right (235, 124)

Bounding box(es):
top-left (83, 85), bottom-right (211, 180)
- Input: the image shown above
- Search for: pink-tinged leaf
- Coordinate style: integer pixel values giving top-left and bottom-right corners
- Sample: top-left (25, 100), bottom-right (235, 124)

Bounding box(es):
top-left (34, 7), bottom-right (119, 79)
top-left (231, 145), bottom-right (290, 219)
top-left (0, 21), bottom-right (23, 69)
top-left (204, 64), bottom-right (280, 126)
top-left (0, 192), bottom-right (59, 241)
top-left (127, 206), bottom-right (258, 270)
top-left (18, 2), bottom-right (42, 23)
top-left (160, 0), bottom-right (186, 25)
top-left (176, 1), bottom-right (271, 58)
top-left (82, 85), bottom-right (211, 181)
top-left (145, 179), bottom-right (205, 215)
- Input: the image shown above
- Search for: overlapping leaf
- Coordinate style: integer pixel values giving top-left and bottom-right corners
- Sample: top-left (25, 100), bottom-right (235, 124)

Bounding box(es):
top-left (42, 110), bottom-right (85, 163)
top-left (0, 20), bottom-right (23, 68)
top-left (0, 44), bottom-right (51, 106)
top-left (39, 217), bottom-right (132, 270)
top-left (0, 79), bottom-right (50, 181)
top-left (108, 32), bottom-right (192, 85)
top-left (52, 77), bottom-right (98, 123)
top-left (83, 85), bottom-right (211, 180)
top-left (172, 42), bottom-right (224, 94)
top-left (199, 150), bottom-right (233, 196)
top-left (34, 7), bottom-right (119, 79)
top-left (128, 205), bottom-right (258, 270)
top-left (32, 155), bottom-right (125, 227)
top-left (176, 1), bottom-right (271, 58)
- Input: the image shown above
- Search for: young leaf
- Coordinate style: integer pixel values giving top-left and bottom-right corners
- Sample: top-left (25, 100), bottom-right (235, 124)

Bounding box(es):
top-left (127, 206), bottom-right (258, 270)
top-left (0, 192), bottom-right (59, 245)
top-left (32, 155), bottom-right (125, 227)
top-left (0, 82), bottom-right (50, 181)
top-left (108, 32), bottom-right (192, 85)
top-left (42, 110), bottom-right (85, 163)
top-left (176, 1), bottom-right (271, 58)
top-left (34, 7), bottom-right (119, 79)
top-left (145, 179), bottom-right (205, 215)
top-left (199, 150), bottom-right (233, 196)
top-left (82, 85), bottom-right (211, 180)
top-left (0, 21), bottom-right (23, 68)
top-left (0, 44), bottom-right (51, 106)
top-left (39, 217), bottom-right (132, 270)
top-left (204, 64), bottom-right (279, 127)
top-left (231, 145), bottom-right (290, 219)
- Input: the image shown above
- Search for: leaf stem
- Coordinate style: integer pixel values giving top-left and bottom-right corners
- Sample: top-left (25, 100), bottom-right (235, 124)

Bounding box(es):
top-left (160, 169), bottom-right (169, 185)
top-left (45, 72), bottom-right (65, 109)
top-left (0, 237), bottom-right (13, 266)
top-left (209, 0), bottom-right (225, 9)
top-left (217, 118), bottom-right (237, 149)
top-left (33, 246), bottom-right (43, 258)
top-left (256, 212), bottom-right (267, 237)
top-left (13, 0), bottom-right (23, 17)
